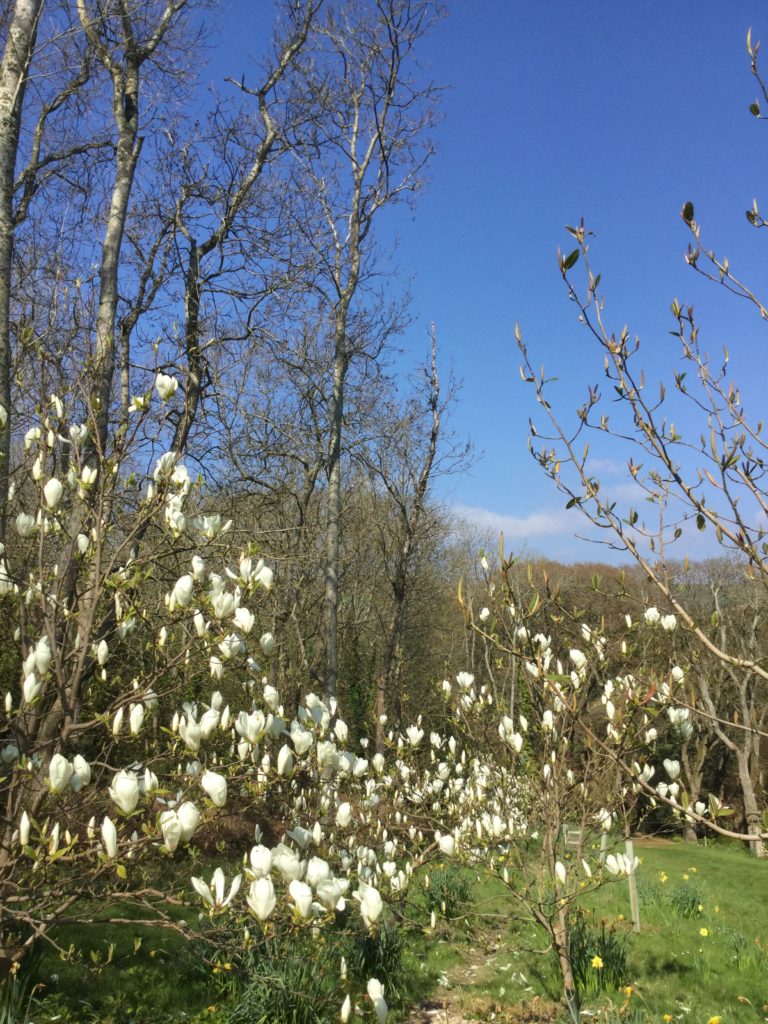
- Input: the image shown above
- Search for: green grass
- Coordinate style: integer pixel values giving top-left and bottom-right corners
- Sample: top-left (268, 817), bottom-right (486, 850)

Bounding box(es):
top-left (14, 840), bottom-right (768, 1023)
top-left (585, 839), bottom-right (768, 1023)
top-left (411, 840), bottom-right (768, 1024)
top-left (27, 905), bottom-right (219, 1024)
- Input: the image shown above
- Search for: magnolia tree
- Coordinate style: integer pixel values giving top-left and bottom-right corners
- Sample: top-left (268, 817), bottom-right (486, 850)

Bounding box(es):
top-left (436, 553), bottom-right (753, 1021)
top-left (0, 377), bottom-right (744, 1023)
top-left (515, 29), bottom-right (768, 857)
top-left (0, 374), bottom-right (489, 1021)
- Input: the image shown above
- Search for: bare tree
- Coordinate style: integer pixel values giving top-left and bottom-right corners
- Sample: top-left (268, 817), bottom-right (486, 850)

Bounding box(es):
top-left (517, 30), bottom-right (768, 854)
top-left (286, 0), bottom-right (442, 698)
top-left (76, 0), bottom-right (191, 453)
top-left (363, 329), bottom-right (469, 746)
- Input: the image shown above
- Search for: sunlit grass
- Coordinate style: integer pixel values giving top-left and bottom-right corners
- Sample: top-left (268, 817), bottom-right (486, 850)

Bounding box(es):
top-left (412, 839), bottom-right (767, 1024)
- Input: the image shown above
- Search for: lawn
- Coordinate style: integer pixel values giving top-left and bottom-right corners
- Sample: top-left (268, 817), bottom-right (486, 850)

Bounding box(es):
top-left (12, 839), bottom-right (768, 1023)
top-left (412, 839), bottom-right (768, 1024)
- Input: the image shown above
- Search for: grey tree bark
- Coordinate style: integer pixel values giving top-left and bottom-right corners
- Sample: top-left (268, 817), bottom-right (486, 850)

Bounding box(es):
top-left (0, 0), bottom-right (43, 540)
top-left (77, 0), bottom-right (187, 453)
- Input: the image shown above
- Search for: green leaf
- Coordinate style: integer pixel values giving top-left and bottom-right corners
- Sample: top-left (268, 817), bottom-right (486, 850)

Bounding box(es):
top-left (696, 513), bottom-right (706, 531)
top-left (563, 249), bottom-right (579, 271)
top-left (750, 101), bottom-right (761, 117)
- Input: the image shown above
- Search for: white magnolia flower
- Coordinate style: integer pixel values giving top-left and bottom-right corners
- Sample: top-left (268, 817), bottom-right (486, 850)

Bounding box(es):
top-left (235, 710), bottom-right (266, 745)
top-left (246, 877), bottom-right (276, 921)
top-left (355, 884), bottom-right (383, 928)
top-left (367, 978), bottom-right (388, 1024)
top-left (406, 725), bottom-right (423, 747)
top-left (233, 607), bottom-right (255, 634)
top-left (272, 843), bottom-right (303, 881)
top-left (569, 648), bottom-right (587, 671)
top-left (109, 769), bottom-right (140, 814)
top-left (436, 833), bottom-right (455, 857)
top-left (176, 801), bottom-right (199, 843)
top-left (155, 373), bottom-right (178, 401)
top-left (663, 758), bottom-right (681, 781)
top-left (316, 877), bottom-right (349, 911)
top-left (253, 562), bottom-right (273, 590)
top-left (306, 856), bottom-right (331, 888)
top-left (49, 753), bottom-right (73, 794)
top-left (288, 878), bottom-right (314, 918)
top-left (43, 478), bottom-right (63, 510)
top-left (101, 816), bottom-right (118, 859)
top-left (70, 754), bottom-right (92, 792)
top-left (19, 811), bottom-right (31, 847)
top-left (336, 802), bottom-right (352, 828)
top-left (169, 574), bottom-right (194, 611)
top-left (23, 673), bottom-right (42, 704)
top-left (129, 703), bottom-right (145, 736)
top-left (96, 639), bottom-right (109, 666)
top-left (160, 810), bottom-right (183, 853)
top-left (211, 591), bottom-right (237, 619)
top-left (276, 744), bottom-right (294, 776)
top-left (249, 845), bottom-right (273, 878)
top-left (201, 770), bottom-right (227, 807)
top-left (35, 636), bottom-right (52, 675)
top-left (341, 994), bottom-right (352, 1022)
top-left (15, 513), bottom-right (35, 537)
top-left (191, 867), bottom-right (241, 910)
top-left (1, 744), bottom-right (19, 764)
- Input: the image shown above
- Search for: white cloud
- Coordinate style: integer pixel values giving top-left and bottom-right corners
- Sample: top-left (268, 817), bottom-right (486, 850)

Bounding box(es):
top-left (585, 457), bottom-right (625, 477)
top-left (452, 503), bottom-right (578, 540)
top-left (605, 481), bottom-right (646, 503)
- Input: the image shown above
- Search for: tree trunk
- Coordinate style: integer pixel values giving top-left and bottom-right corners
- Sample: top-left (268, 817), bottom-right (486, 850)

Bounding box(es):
top-left (736, 749), bottom-right (766, 857)
top-left (92, 90), bottom-right (142, 451)
top-left (0, 0), bottom-right (43, 540)
top-left (323, 322), bottom-right (346, 699)
top-left (552, 909), bottom-right (579, 1024)
top-left (375, 576), bottom-right (405, 749)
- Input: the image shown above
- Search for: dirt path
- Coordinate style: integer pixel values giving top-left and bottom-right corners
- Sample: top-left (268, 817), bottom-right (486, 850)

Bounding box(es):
top-left (404, 930), bottom-right (560, 1024)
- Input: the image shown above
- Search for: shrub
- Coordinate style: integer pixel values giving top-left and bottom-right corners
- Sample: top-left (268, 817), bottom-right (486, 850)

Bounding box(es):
top-left (223, 940), bottom-right (340, 1024)
top-left (422, 865), bottom-right (472, 921)
top-left (667, 883), bottom-right (704, 919)
top-left (344, 919), bottom-right (407, 1002)
top-left (567, 910), bottom-right (629, 1000)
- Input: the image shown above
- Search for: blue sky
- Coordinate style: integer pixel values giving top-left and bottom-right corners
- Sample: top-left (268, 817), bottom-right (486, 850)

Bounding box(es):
top-left (214, 1), bottom-right (768, 562)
